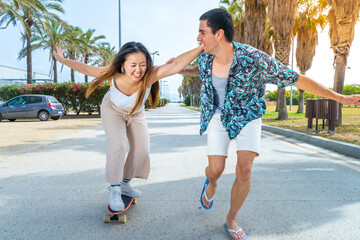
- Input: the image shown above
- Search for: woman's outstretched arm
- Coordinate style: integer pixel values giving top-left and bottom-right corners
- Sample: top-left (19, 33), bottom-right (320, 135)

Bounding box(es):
top-left (166, 58), bottom-right (199, 77)
top-left (53, 47), bottom-right (108, 78)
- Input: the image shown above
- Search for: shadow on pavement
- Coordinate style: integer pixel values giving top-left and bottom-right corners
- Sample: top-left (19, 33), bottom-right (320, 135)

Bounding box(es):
top-left (0, 158), bottom-right (359, 240)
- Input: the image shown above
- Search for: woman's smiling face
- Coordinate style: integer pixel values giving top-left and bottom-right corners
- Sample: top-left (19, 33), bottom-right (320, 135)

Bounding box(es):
top-left (122, 52), bottom-right (147, 82)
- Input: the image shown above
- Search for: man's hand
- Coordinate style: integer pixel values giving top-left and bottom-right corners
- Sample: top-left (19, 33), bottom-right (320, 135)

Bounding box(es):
top-left (339, 94), bottom-right (360, 106)
top-left (166, 57), bottom-right (175, 64)
top-left (53, 47), bottom-right (65, 62)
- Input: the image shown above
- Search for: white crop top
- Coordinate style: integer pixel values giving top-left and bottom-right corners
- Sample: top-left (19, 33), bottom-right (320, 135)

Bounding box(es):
top-left (109, 78), bottom-right (151, 109)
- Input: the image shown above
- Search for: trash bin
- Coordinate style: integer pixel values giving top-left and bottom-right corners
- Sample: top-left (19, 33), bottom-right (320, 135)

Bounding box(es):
top-left (305, 98), bottom-right (337, 135)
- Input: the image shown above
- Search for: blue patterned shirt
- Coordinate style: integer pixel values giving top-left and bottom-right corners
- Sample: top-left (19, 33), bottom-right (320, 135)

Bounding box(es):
top-left (198, 42), bottom-right (299, 139)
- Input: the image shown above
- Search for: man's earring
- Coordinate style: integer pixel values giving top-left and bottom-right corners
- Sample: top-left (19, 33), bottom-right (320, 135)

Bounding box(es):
top-left (121, 67), bottom-right (124, 73)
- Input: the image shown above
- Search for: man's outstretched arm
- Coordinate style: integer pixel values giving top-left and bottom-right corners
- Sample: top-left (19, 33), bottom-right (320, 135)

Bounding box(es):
top-left (294, 74), bottom-right (360, 106)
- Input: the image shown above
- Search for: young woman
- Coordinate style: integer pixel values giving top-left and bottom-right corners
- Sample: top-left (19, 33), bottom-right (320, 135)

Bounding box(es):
top-left (53, 42), bottom-right (203, 212)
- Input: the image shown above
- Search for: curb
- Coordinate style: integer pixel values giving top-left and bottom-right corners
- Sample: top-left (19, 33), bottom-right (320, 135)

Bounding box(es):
top-left (262, 124), bottom-right (360, 159)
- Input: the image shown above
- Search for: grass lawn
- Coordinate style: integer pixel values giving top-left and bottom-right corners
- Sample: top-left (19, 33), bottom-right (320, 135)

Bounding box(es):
top-left (263, 102), bottom-right (360, 145)
top-left (180, 102), bottom-right (360, 145)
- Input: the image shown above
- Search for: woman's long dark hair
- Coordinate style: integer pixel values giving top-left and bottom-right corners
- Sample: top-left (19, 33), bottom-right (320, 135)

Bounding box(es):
top-left (86, 41), bottom-right (159, 115)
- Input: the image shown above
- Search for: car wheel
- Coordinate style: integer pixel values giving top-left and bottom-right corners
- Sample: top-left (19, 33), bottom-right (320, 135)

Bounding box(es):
top-left (51, 116), bottom-right (60, 120)
top-left (38, 110), bottom-right (50, 121)
top-left (9, 119), bottom-right (16, 122)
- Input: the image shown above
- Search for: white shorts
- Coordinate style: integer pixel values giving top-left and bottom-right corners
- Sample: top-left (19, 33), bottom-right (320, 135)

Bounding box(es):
top-left (207, 113), bottom-right (261, 157)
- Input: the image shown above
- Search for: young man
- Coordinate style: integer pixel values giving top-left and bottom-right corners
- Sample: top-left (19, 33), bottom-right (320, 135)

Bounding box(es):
top-left (180, 8), bottom-right (360, 240)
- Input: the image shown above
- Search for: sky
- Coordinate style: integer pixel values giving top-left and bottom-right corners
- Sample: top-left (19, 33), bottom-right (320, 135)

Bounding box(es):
top-left (0, 0), bottom-right (359, 100)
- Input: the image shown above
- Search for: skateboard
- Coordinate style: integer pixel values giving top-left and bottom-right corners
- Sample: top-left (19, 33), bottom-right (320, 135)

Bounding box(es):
top-left (103, 195), bottom-right (137, 223)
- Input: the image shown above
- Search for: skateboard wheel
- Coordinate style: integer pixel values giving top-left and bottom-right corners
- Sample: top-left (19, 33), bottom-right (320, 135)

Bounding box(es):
top-left (118, 215), bottom-right (126, 223)
top-left (132, 198), bottom-right (137, 205)
top-left (103, 215), bottom-right (111, 223)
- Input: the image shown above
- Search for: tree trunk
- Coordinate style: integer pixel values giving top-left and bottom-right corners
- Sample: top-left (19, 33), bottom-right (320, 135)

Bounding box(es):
top-left (278, 88), bottom-right (288, 120)
top-left (53, 57), bottom-right (58, 83)
top-left (244, 0), bottom-right (265, 49)
top-left (274, 34), bottom-right (291, 120)
top-left (84, 55), bottom-right (88, 83)
top-left (327, 3), bottom-right (360, 125)
top-left (297, 89), bottom-right (305, 113)
top-left (71, 69), bottom-right (75, 83)
top-left (26, 33), bottom-right (33, 84)
top-left (275, 87), bottom-right (280, 112)
top-left (70, 52), bottom-right (75, 83)
top-left (333, 60), bottom-right (346, 125)
top-left (297, 69), bottom-right (305, 113)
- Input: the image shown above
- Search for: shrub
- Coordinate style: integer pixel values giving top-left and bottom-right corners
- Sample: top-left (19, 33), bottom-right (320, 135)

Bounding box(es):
top-left (184, 95), bottom-right (191, 106)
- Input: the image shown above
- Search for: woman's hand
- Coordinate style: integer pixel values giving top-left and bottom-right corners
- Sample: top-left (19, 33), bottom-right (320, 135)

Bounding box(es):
top-left (53, 47), bottom-right (65, 63)
top-left (52, 46), bottom-right (107, 77)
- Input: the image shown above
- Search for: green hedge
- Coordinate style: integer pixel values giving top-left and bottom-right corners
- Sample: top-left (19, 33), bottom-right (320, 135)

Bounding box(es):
top-left (0, 83), bottom-right (169, 115)
top-left (145, 98), bottom-right (169, 109)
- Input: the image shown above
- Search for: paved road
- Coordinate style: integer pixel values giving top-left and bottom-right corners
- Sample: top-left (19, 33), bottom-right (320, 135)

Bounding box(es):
top-left (0, 103), bottom-right (359, 240)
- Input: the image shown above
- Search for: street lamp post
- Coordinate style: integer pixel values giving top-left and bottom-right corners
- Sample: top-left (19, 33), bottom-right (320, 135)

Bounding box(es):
top-left (150, 50), bottom-right (160, 96)
top-left (290, 38), bottom-right (294, 110)
top-left (165, 82), bottom-right (169, 100)
top-left (162, 80), bottom-right (168, 99)
top-left (119, 0), bottom-right (121, 49)
top-left (150, 51), bottom-right (160, 64)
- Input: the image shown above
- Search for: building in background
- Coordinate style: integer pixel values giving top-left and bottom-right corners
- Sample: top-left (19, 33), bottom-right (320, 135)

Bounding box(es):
top-left (0, 65), bottom-right (52, 87)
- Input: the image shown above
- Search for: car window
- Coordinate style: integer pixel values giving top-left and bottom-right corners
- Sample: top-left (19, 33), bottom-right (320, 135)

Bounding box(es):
top-left (8, 97), bottom-right (27, 106)
top-left (48, 96), bottom-right (59, 103)
top-left (28, 96), bottom-right (43, 104)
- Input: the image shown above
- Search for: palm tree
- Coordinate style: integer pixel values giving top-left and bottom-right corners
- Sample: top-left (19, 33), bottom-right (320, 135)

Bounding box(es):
top-left (294, 0), bottom-right (328, 113)
top-left (220, 0), bottom-right (246, 42)
top-left (268, 0), bottom-right (298, 120)
top-left (244, 0), bottom-right (273, 55)
top-left (61, 25), bottom-right (85, 82)
top-left (0, 1), bottom-right (5, 11)
top-left (221, 0), bottom-right (274, 55)
top-left (187, 76), bottom-right (202, 107)
top-left (78, 28), bottom-right (106, 83)
top-left (327, 0), bottom-right (360, 125)
top-left (0, 0), bottom-right (64, 84)
top-left (179, 60), bottom-right (201, 106)
top-left (18, 19), bottom-right (69, 83)
top-left (92, 43), bottom-right (117, 67)
top-left (179, 76), bottom-right (198, 106)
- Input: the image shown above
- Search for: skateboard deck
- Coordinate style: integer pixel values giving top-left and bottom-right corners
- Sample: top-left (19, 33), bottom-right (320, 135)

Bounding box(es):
top-left (103, 195), bottom-right (137, 223)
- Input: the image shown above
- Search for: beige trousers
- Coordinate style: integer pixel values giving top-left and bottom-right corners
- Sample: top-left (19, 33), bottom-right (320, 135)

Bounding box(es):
top-left (101, 92), bottom-right (150, 185)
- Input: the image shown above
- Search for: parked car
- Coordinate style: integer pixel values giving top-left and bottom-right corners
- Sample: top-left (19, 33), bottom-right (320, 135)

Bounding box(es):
top-left (0, 94), bottom-right (64, 122)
